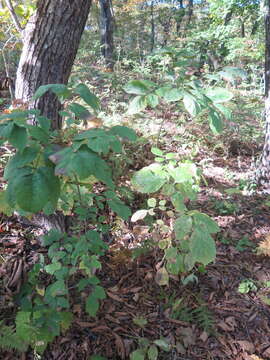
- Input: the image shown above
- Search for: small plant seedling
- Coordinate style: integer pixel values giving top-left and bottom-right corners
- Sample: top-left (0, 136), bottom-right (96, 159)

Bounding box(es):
top-left (238, 279), bottom-right (257, 294)
top-left (235, 236), bottom-right (254, 252)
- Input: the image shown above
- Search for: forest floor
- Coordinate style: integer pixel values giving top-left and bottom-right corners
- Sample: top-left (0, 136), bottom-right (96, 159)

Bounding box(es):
top-left (1, 95), bottom-right (270, 360)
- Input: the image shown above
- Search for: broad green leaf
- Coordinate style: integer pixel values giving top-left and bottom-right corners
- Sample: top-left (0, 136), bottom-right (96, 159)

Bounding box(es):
top-left (109, 126), bottom-right (137, 141)
top-left (47, 280), bottom-right (67, 297)
top-left (13, 167), bottom-right (60, 212)
top-left (74, 84), bottom-right (100, 111)
top-left (45, 261), bottom-right (62, 275)
top-left (153, 339), bottom-right (171, 352)
top-left (37, 116), bottom-right (51, 132)
top-left (4, 147), bottom-right (39, 180)
top-left (33, 84), bottom-right (70, 100)
top-left (174, 215), bottom-right (193, 240)
top-left (130, 349), bottom-right (145, 360)
top-left (146, 94), bottom-right (159, 108)
top-left (107, 197), bottom-right (131, 220)
top-left (0, 191), bottom-right (13, 216)
top-left (168, 163), bottom-right (197, 183)
top-left (183, 94), bottom-right (200, 116)
top-left (91, 285), bottom-right (106, 300)
top-left (60, 311), bottom-right (73, 331)
top-left (86, 294), bottom-right (99, 317)
top-left (205, 87), bottom-right (233, 103)
top-left (28, 125), bottom-right (49, 143)
top-left (9, 124), bottom-right (27, 151)
top-left (192, 211), bottom-right (219, 234)
top-left (155, 86), bottom-right (172, 98)
top-left (214, 103), bottom-right (232, 121)
top-left (190, 229), bottom-right (216, 265)
top-left (127, 95), bottom-right (147, 115)
top-left (151, 147), bottom-right (163, 156)
top-left (131, 164), bottom-right (167, 194)
top-left (163, 88), bottom-right (183, 102)
top-left (165, 247), bottom-right (183, 275)
top-left (171, 192), bottom-right (186, 212)
top-left (68, 102), bottom-right (90, 118)
top-left (131, 209), bottom-right (148, 222)
top-left (124, 80), bottom-right (154, 95)
top-left (0, 121), bottom-right (14, 138)
top-left (54, 146), bottom-right (113, 186)
top-left (148, 345), bottom-right (158, 360)
top-left (209, 110), bottom-right (223, 134)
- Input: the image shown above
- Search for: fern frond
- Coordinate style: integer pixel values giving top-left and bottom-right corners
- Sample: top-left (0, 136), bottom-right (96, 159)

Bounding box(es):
top-left (0, 321), bottom-right (28, 352)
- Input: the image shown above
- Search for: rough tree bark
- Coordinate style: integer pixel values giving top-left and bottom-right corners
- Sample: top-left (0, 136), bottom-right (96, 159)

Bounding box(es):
top-left (99, 0), bottom-right (114, 70)
top-left (15, 0), bottom-right (92, 130)
top-left (257, 0), bottom-right (270, 185)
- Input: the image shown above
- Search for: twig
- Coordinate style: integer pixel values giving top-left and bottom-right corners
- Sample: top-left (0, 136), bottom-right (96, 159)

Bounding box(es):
top-left (3, 0), bottom-right (23, 33)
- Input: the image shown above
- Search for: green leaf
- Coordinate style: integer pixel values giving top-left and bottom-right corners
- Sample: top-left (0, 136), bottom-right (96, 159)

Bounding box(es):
top-left (163, 88), bottom-right (183, 102)
top-left (109, 126), bottom-right (137, 141)
top-left (151, 147), bottom-right (163, 156)
top-left (0, 191), bottom-right (13, 216)
top-left (47, 280), bottom-right (67, 297)
top-left (132, 165), bottom-right (167, 194)
top-left (148, 345), bottom-right (158, 360)
top-left (86, 295), bottom-right (99, 317)
top-left (37, 116), bottom-right (51, 132)
top-left (74, 84), bottom-right (100, 111)
top-left (9, 124), bottom-right (27, 151)
top-left (214, 103), bottom-right (232, 121)
top-left (209, 110), bottom-right (223, 134)
top-left (33, 84), bottom-right (70, 100)
top-left (168, 163), bottom-right (197, 183)
top-left (92, 285), bottom-right (106, 300)
top-left (124, 80), bottom-right (154, 95)
top-left (155, 86), bottom-right (171, 98)
top-left (4, 147), bottom-right (39, 180)
top-left (127, 95), bottom-right (147, 115)
top-left (45, 261), bottom-right (62, 275)
top-left (190, 229), bottom-right (216, 266)
top-left (89, 356), bottom-right (107, 360)
top-left (171, 192), bottom-right (186, 212)
top-left (165, 247), bottom-right (183, 275)
top-left (68, 102), bottom-right (90, 118)
top-left (183, 94), bottom-right (200, 116)
top-left (153, 339), bottom-right (171, 352)
top-left (54, 146), bottom-right (113, 186)
top-left (107, 197), bottom-right (131, 220)
top-left (192, 211), bottom-right (219, 234)
top-left (14, 167), bottom-right (60, 212)
top-left (205, 87), bottom-right (233, 103)
top-left (146, 94), bottom-right (159, 107)
top-left (174, 215), bottom-right (193, 240)
top-left (28, 125), bottom-right (49, 143)
top-left (0, 121), bottom-right (14, 138)
top-left (130, 349), bottom-right (145, 360)
top-left (60, 311), bottom-right (73, 331)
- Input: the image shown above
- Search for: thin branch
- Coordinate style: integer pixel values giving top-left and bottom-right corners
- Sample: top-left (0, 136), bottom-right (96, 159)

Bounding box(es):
top-left (4, 0), bottom-right (23, 33)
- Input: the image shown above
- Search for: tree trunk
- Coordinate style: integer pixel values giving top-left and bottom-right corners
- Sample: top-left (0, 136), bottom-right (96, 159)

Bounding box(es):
top-left (99, 0), bottom-right (114, 70)
top-left (15, 0), bottom-right (92, 130)
top-left (150, 1), bottom-right (155, 52)
top-left (256, 0), bottom-right (270, 185)
top-left (186, 0), bottom-right (193, 29)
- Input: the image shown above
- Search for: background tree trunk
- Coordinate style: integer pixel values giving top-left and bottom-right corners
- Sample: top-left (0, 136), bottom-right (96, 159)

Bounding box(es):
top-left (99, 0), bottom-right (114, 70)
top-left (256, 0), bottom-right (270, 185)
top-left (15, 0), bottom-right (92, 130)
